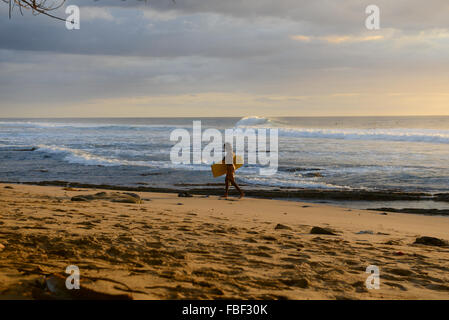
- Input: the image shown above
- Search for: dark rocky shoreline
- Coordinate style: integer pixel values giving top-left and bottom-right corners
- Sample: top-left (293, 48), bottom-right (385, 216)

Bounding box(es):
top-left (368, 208), bottom-right (449, 216)
top-left (4, 180), bottom-right (448, 204)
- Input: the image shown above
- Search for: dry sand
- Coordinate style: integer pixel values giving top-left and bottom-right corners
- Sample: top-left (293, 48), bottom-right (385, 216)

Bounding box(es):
top-left (0, 183), bottom-right (448, 300)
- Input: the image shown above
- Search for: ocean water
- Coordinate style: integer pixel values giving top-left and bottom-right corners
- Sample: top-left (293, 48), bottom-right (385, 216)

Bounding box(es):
top-left (0, 116), bottom-right (448, 196)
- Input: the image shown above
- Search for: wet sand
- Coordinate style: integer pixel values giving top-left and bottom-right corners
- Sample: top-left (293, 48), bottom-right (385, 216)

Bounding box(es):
top-left (0, 183), bottom-right (448, 299)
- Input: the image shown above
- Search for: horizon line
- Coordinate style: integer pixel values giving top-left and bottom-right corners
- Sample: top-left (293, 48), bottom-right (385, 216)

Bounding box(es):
top-left (1, 115), bottom-right (449, 119)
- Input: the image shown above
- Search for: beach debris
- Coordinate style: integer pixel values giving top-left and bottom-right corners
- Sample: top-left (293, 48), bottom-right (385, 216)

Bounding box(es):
top-left (178, 192), bottom-right (193, 198)
top-left (395, 251), bottom-right (405, 256)
top-left (177, 203), bottom-right (184, 205)
top-left (356, 230), bottom-right (374, 235)
top-left (4, 186), bottom-right (13, 189)
top-left (32, 273), bottom-right (133, 300)
top-left (274, 224), bottom-right (291, 230)
top-left (0, 243), bottom-right (5, 251)
top-left (310, 226), bottom-right (336, 235)
top-left (71, 192), bottom-right (142, 204)
top-left (414, 236), bottom-right (448, 247)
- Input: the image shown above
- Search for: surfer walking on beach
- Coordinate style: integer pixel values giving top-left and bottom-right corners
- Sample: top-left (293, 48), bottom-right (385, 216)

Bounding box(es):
top-left (223, 143), bottom-right (244, 199)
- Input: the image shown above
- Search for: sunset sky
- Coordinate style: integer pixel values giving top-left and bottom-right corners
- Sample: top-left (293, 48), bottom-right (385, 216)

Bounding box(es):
top-left (1, 0), bottom-right (448, 117)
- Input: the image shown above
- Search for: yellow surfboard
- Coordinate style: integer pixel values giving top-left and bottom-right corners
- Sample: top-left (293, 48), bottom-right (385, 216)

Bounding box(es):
top-left (211, 155), bottom-right (244, 178)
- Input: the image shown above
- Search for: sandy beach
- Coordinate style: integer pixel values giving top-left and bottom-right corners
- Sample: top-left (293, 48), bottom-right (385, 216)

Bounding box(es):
top-left (0, 183), bottom-right (448, 300)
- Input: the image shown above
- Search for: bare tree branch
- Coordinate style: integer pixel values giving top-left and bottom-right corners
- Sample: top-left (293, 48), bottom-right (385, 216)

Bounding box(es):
top-left (2, 0), bottom-right (176, 22)
top-left (2, 0), bottom-right (67, 21)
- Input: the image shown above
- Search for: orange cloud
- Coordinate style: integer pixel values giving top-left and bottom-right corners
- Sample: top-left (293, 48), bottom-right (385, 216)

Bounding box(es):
top-left (290, 34), bottom-right (385, 44)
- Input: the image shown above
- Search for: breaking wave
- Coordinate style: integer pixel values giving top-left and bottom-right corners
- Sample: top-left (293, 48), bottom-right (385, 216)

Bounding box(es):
top-left (235, 116), bottom-right (271, 127)
top-left (275, 128), bottom-right (449, 144)
top-left (35, 145), bottom-right (211, 171)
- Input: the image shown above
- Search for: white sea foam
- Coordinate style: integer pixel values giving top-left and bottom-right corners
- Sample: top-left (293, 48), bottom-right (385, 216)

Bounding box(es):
top-left (276, 127), bottom-right (449, 144)
top-left (234, 117), bottom-right (449, 144)
top-left (238, 175), bottom-right (350, 190)
top-left (36, 145), bottom-right (211, 171)
top-left (37, 145), bottom-right (126, 166)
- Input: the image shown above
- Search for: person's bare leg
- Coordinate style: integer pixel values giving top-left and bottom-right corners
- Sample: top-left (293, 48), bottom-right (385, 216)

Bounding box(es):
top-left (224, 176), bottom-right (230, 199)
top-left (229, 176), bottom-right (244, 198)
top-left (224, 165), bottom-right (234, 199)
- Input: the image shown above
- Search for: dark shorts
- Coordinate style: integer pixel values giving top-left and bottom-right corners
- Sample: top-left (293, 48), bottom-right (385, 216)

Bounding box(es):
top-left (226, 164), bottom-right (235, 178)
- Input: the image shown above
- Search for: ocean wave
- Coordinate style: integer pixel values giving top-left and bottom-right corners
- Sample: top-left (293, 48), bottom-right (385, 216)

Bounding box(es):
top-left (37, 145), bottom-right (129, 166)
top-left (235, 116), bottom-right (271, 127)
top-left (35, 145), bottom-right (211, 171)
top-left (271, 127), bottom-right (449, 144)
top-left (231, 117), bottom-right (449, 144)
top-left (239, 175), bottom-right (350, 190)
top-left (0, 121), bottom-right (178, 131)
top-left (3, 119), bottom-right (448, 144)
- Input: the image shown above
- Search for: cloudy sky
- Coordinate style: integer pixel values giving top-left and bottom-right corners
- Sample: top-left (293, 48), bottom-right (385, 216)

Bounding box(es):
top-left (1, 0), bottom-right (448, 117)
